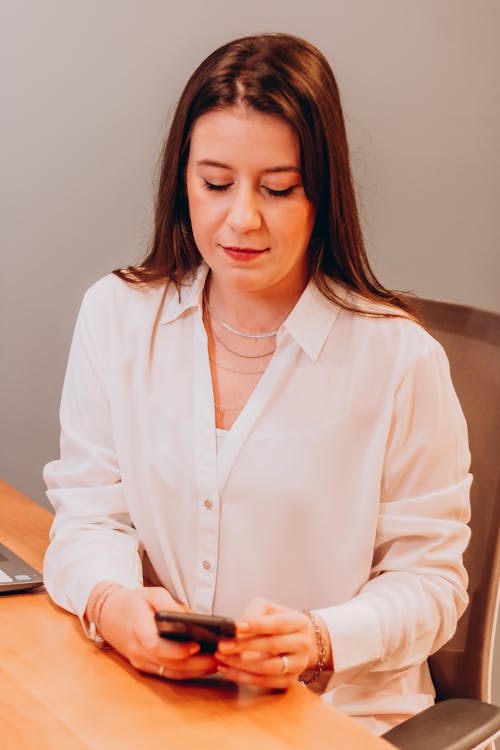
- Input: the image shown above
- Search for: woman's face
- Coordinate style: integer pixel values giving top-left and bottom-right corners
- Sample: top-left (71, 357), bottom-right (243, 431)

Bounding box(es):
top-left (186, 106), bottom-right (315, 299)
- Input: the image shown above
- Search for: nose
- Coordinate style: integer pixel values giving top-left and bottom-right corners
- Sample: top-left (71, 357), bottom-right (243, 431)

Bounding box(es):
top-left (227, 184), bottom-right (262, 233)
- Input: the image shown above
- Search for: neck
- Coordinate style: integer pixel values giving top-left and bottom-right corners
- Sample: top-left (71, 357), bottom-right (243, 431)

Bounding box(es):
top-left (206, 274), bottom-right (308, 334)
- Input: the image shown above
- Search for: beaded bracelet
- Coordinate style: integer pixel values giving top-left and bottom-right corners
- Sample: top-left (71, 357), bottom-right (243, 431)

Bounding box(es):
top-left (299, 609), bottom-right (327, 685)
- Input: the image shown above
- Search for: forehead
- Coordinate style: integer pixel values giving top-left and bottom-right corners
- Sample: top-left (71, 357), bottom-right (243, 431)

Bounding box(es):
top-left (188, 106), bottom-right (300, 168)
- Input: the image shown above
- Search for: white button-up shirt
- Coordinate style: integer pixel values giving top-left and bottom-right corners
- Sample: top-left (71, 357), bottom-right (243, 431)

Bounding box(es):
top-left (43, 263), bottom-right (471, 733)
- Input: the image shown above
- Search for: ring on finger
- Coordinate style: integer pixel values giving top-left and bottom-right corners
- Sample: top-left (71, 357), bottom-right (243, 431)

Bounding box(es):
top-left (157, 664), bottom-right (165, 678)
top-left (280, 655), bottom-right (289, 675)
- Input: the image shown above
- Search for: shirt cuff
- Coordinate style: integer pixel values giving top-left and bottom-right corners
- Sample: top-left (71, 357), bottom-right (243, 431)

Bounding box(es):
top-left (314, 598), bottom-right (384, 690)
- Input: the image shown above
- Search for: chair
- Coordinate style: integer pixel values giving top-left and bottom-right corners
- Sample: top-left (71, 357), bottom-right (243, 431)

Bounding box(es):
top-left (383, 299), bottom-right (500, 750)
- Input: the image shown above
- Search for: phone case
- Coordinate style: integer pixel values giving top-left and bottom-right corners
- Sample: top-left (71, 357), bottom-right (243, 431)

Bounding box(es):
top-left (155, 611), bottom-right (236, 653)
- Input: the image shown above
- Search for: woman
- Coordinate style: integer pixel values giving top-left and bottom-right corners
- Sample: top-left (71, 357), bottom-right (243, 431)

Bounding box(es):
top-left (43, 33), bottom-right (471, 735)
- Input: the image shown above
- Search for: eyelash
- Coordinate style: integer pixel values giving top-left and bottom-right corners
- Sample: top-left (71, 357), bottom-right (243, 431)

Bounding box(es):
top-left (201, 179), bottom-right (297, 199)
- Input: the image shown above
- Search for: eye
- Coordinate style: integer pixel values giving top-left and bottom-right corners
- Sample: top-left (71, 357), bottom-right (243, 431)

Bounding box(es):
top-left (202, 179), bottom-right (232, 192)
top-left (264, 186), bottom-right (298, 198)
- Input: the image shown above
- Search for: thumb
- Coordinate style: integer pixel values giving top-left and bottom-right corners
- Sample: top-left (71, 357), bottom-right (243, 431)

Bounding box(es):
top-left (141, 586), bottom-right (188, 613)
top-left (240, 596), bottom-right (281, 619)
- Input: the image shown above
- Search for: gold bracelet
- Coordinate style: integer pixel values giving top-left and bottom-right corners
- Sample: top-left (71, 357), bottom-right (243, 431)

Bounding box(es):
top-left (300, 609), bottom-right (327, 685)
top-left (88, 582), bottom-right (123, 646)
top-left (88, 582), bottom-right (119, 626)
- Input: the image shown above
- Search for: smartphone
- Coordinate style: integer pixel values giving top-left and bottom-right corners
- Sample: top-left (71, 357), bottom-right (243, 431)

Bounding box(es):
top-left (155, 611), bottom-right (236, 653)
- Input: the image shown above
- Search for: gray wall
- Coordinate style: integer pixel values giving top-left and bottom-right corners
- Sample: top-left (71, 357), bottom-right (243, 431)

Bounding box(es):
top-left (1, 0), bottom-right (499, 706)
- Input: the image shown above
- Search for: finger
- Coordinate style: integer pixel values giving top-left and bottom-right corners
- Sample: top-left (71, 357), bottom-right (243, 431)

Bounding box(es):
top-left (155, 638), bottom-right (201, 660)
top-left (159, 655), bottom-right (218, 680)
top-left (143, 662), bottom-right (167, 677)
top-left (141, 588), bottom-right (188, 614)
top-left (173, 652), bottom-right (217, 669)
top-left (240, 597), bottom-right (278, 618)
top-left (167, 653), bottom-right (217, 673)
top-left (216, 650), bottom-right (294, 676)
top-left (122, 595), bottom-right (186, 650)
top-left (135, 620), bottom-right (200, 654)
top-left (128, 643), bottom-right (202, 673)
top-left (216, 663), bottom-right (292, 689)
top-left (239, 597), bottom-right (293, 621)
top-left (143, 661), bottom-right (217, 680)
top-left (162, 667), bottom-right (217, 680)
top-left (218, 631), bottom-right (306, 656)
top-left (215, 649), bottom-right (271, 668)
top-left (235, 612), bottom-right (308, 639)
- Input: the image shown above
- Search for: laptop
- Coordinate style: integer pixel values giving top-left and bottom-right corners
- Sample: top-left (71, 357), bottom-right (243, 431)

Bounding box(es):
top-left (0, 542), bottom-right (44, 593)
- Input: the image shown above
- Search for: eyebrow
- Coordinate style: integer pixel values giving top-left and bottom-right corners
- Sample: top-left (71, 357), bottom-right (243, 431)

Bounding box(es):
top-left (195, 159), bottom-right (300, 174)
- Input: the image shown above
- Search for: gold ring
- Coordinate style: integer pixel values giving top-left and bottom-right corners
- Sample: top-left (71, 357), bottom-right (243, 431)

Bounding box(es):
top-left (157, 664), bottom-right (165, 678)
top-left (280, 655), bottom-right (289, 675)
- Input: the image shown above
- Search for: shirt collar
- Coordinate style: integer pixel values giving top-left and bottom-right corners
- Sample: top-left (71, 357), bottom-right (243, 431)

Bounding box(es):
top-left (159, 262), bottom-right (345, 362)
top-left (281, 278), bottom-right (345, 362)
top-left (159, 263), bottom-right (210, 325)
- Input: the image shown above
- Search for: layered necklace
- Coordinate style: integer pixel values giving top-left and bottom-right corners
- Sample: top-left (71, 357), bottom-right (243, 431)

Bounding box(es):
top-left (205, 298), bottom-right (281, 340)
top-left (203, 287), bottom-right (281, 419)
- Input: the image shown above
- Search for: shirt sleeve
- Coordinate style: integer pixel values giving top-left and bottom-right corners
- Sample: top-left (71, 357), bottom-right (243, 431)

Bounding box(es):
top-left (315, 338), bottom-right (472, 690)
top-left (43, 287), bottom-right (143, 618)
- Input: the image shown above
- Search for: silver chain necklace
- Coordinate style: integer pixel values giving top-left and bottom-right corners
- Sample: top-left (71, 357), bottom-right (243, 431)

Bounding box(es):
top-left (211, 328), bottom-right (276, 359)
top-left (205, 298), bottom-right (280, 339)
top-left (208, 355), bottom-right (266, 375)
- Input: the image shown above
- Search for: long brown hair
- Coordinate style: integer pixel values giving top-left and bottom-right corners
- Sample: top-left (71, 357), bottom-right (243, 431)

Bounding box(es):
top-left (115, 33), bottom-right (415, 318)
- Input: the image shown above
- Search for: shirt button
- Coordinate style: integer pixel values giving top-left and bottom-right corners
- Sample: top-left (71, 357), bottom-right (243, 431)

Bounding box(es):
top-left (204, 499), bottom-right (213, 509)
top-left (202, 560), bottom-right (211, 570)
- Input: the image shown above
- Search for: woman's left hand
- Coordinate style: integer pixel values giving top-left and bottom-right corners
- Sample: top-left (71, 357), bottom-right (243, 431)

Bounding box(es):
top-left (215, 597), bottom-right (323, 689)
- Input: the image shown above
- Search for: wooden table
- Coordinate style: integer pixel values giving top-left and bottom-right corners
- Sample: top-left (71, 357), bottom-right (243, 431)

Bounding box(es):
top-left (0, 480), bottom-right (393, 750)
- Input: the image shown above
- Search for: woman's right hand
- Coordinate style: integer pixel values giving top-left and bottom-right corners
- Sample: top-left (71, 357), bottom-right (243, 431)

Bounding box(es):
top-left (87, 584), bottom-right (218, 679)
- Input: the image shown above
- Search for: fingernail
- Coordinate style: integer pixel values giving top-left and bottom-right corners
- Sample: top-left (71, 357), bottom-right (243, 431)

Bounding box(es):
top-left (237, 621), bottom-right (250, 632)
top-left (189, 644), bottom-right (200, 655)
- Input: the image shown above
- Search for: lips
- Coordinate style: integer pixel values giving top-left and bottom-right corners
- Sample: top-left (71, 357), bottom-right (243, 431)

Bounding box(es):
top-left (221, 245), bottom-right (269, 261)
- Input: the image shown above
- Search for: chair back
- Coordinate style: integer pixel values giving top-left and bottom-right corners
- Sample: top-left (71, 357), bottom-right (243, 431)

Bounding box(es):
top-left (416, 298), bottom-right (500, 703)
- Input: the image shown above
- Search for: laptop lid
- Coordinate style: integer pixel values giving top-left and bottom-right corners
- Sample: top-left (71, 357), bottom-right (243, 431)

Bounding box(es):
top-left (0, 542), bottom-right (44, 593)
